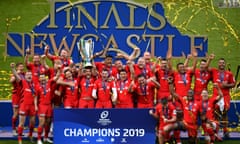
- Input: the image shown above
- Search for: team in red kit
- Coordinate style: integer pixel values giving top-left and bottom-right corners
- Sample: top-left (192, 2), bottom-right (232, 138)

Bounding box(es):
top-left (9, 45), bottom-right (236, 144)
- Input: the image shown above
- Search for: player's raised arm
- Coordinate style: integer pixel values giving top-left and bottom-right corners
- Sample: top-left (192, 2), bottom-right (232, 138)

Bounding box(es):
top-left (24, 48), bottom-right (31, 66)
top-left (10, 63), bottom-right (21, 82)
top-left (44, 45), bottom-right (54, 60)
top-left (206, 53), bottom-right (215, 70)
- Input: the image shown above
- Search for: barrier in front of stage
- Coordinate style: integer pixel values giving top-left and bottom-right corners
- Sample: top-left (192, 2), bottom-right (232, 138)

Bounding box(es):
top-left (0, 101), bottom-right (239, 127)
top-left (54, 109), bottom-right (156, 144)
top-left (0, 101), bottom-right (240, 139)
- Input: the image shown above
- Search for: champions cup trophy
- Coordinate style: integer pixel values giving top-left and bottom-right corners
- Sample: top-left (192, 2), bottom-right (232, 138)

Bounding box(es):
top-left (77, 39), bottom-right (94, 68)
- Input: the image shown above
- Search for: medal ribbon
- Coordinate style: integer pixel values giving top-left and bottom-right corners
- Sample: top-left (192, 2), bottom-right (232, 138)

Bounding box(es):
top-left (28, 82), bottom-right (35, 95)
top-left (163, 106), bottom-right (168, 119)
top-left (219, 72), bottom-right (224, 82)
top-left (140, 85), bottom-right (147, 96)
top-left (202, 101), bottom-right (208, 114)
top-left (181, 74), bottom-right (187, 85)
top-left (102, 81), bottom-right (106, 91)
top-left (199, 72), bottom-right (206, 84)
top-left (86, 79), bottom-right (90, 89)
top-left (42, 84), bottom-right (46, 96)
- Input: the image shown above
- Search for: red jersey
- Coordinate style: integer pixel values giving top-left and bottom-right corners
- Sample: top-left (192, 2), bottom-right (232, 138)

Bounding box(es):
top-left (95, 62), bottom-right (118, 78)
top-left (62, 79), bottom-right (79, 107)
top-left (115, 67), bottom-right (129, 80)
top-left (116, 79), bottom-right (133, 106)
top-left (178, 97), bottom-right (199, 124)
top-left (133, 81), bottom-right (156, 106)
top-left (49, 56), bottom-right (72, 68)
top-left (145, 62), bottom-right (155, 71)
top-left (211, 68), bottom-right (235, 96)
top-left (79, 77), bottom-right (95, 99)
top-left (26, 63), bottom-right (46, 83)
top-left (20, 80), bottom-right (38, 105)
top-left (173, 70), bottom-right (193, 97)
top-left (193, 69), bottom-right (212, 95)
top-left (46, 68), bottom-right (57, 79)
top-left (198, 97), bottom-right (218, 121)
top-left (155, 103), bottom-right (176, 128)
top-left (156, 68), bottom-right (173, 99)
top-left (93, 78), bottom-right (115, 102)
top-left (37, 80), bottom-right (53, 105)
top-left (10, 73), bottom-right (24, 106)
top-left (127, 64), bottom-right (153, 80)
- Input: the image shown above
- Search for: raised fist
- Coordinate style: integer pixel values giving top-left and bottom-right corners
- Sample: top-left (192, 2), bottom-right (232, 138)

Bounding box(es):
top-left (10, 62), bottom-right (15, 68)
top-left (26, 48), bottom-right (30, 54)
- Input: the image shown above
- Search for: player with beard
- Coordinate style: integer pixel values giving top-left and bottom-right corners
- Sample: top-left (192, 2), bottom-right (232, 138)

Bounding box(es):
top-left (193, 58), bottom-right (212, 102)
top-left (95, 55), bottom-right (118, 81)
top-left (132, 74), bottom-right (160, 108)
top-left (92, 69), bottom-right (117, 108)
top-left (25, 49), bottom-right (47, 84)
top-left (78, 67), bottom-right (96, 108)
top-left (210, 57), bottom-right (235, 138)
top-left (149, 97), bottom-right (177, 144)
top-left (172, 58), bottom-right (196, 98)
top-left (184, 53), bottom-right (213, 102)
top-left (114, 59), bottom-right (126, 80)
top-left (164, 77), bottom-right (200, 144)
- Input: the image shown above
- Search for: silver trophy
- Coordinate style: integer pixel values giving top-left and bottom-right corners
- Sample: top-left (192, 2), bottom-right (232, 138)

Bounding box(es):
top-left (77, 39), bottom-right (94, 68)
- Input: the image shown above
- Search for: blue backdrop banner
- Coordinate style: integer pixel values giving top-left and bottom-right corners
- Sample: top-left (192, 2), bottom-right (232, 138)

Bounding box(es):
top-left (6, 0), bottom-right (208, 63)
top-left (53, 109), bottom-right (156, 144)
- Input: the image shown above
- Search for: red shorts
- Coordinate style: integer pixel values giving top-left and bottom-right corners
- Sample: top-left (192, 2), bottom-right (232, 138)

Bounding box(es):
top-left (12, 93), bottom-right (21, 107)
top-left (137, 103), bottom-right (153, 108)
top-left (95, 101), bottom-right (112, 108)
top-left (78, 99), bottom-right (95, 108)
top-left (19, 104), bottom-right (36, 116)
top-left (64, 99), bottom-right (77, 108)
top-left (52, 94), bottom-right (62, 107)
top-left (38, 104), bottom-right (53, 117)
top-left (115, 102), bottom-right (133, 108)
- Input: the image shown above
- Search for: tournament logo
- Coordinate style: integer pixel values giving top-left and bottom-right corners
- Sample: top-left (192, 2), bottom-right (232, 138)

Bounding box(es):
top-left (97, 110), bottom-right (112, 126)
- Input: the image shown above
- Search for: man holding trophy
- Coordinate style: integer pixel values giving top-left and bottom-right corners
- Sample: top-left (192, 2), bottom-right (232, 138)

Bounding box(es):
top-left (78, 39), bottom-right (117, 108)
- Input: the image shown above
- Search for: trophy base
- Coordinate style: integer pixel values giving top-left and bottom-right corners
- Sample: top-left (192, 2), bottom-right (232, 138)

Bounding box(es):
top-left (83, 63), bottom-right (93, 69)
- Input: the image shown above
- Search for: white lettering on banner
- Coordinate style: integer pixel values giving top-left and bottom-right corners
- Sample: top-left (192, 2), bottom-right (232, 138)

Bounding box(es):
top-left (123, 128), bottom-right (145, 137)
top-left (63, 128), bottom-right (145, 137)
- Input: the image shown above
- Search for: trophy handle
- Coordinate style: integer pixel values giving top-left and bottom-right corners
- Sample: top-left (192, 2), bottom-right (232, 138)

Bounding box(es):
top-left (78, 40), bottom-right (85, 60)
